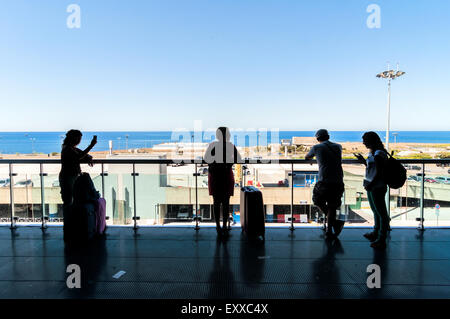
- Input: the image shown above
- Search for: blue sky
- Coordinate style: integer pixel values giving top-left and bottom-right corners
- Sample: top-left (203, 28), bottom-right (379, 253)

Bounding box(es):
top-left (0, 0), bottom-right (449, 131)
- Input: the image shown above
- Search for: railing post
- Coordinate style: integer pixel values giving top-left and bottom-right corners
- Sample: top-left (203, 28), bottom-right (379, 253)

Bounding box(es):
top-left (194, 163), bottom-right (200, 231)
top-left (155, 204), bottom-right (160, 225)
top-left (418, 162), bottom-right (425, 231)
top-left (40, 163), bottom-right (48, 229)
top-left (101, 163), bottom-right (105, 198)
top-left (289, 163), bottom-right (295, 231)
top-left (9, 163), bottom-right (17, 229)
top-left (132, 163), bottom-right (139, 230)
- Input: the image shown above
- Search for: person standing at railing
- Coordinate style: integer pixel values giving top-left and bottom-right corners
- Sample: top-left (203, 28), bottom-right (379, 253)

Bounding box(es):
top-left (59, 130), bottom-right (97, 221)
top-left (305, 129), bottom-right (345, 240)
top-left (204, 127), bottom-right (242, 239)
top-left (354, 131), bottom-right (390, 250)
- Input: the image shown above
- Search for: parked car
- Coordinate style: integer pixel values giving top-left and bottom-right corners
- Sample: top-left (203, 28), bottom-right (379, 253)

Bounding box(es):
top-left (177, 211), bottom-right (190, 219)
top-left (198, 167), bottom-right (208, 176)
top-left (435, 177), bottom-right (450, 184)
top-left (425, 177), bottom-right (437, 183)
top-left (0, 178), bottom-right (10, 187)
top-left (408, 175), bottom-right (422, 182)
top-left (404, 164), bottom-right (421, 171)
top-left (14, 179), bottom-right (33, 187)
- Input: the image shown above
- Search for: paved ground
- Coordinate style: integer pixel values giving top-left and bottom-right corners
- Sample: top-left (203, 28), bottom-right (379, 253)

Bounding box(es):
top-left (0, 226), bottom-right (450, 299)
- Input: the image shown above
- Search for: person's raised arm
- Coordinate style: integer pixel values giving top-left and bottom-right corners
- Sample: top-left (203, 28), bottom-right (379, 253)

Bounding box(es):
top-left (77, 136), bottom-right (97, 160)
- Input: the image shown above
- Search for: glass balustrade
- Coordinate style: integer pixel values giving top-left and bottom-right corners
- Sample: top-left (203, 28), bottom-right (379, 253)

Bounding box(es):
top-left (0, 159), bottom-right (448, 230)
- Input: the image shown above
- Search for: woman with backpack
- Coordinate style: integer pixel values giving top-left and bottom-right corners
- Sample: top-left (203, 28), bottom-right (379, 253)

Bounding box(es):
top-left (354, 132), bottom-right (390, 249)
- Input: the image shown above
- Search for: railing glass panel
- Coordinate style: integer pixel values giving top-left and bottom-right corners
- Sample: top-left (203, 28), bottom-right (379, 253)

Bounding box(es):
top-left (389, 164), bottom-right (423, 227)
top-left (11, 164), bottom-right (42, 225)
top-left (292, 163), bottom-right (317, 226)
top-left (101, 164), bottom-right (134, 226)
top-left (42, 163), bottom-right (62, 224)
top-left (342, 163), bottom-right (375, 227)
top-left (0, 159), bottom-right (448, 229)
top-left (0, 164), bottom-right (11, 224)
top-left (423, 163), bottom-right (450, 227)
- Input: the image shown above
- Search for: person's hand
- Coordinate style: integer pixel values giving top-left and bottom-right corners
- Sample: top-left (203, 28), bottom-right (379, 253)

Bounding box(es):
top-left (86, 155), bottom-right (94, 167)
top-left (354, 153), bottom-right (365, 164)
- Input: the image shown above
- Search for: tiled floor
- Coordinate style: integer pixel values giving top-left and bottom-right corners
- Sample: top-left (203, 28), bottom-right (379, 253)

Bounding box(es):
top-left (0, 226), bottom-right (449, 299)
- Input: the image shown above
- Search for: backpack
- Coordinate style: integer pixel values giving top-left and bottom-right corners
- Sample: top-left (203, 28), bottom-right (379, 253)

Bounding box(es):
top-left (64, 173), bottom-right (103, 244)
top-left (382, 151), bottom-right (407, 189)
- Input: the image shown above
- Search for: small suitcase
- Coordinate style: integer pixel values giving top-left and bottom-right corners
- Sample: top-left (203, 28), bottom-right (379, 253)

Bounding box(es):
top-left (240, 186), bottom-right (265, 241)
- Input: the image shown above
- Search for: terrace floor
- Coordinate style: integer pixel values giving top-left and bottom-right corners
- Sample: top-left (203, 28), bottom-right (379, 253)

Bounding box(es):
top-left (1, 226), bottom-right (450, 299)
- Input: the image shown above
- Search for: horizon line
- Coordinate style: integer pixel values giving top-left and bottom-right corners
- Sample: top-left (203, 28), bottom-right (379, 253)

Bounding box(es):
top-left (0, 130), bottom-right (449, 133)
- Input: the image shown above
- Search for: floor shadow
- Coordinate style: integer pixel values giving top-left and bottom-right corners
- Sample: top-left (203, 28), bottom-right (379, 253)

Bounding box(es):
top-left (240, 235), bottom-right (266, 288)
top-left (312, 238), bottom-right (344, 298)
top-left (361, 247), bottom-right (388, 298)
top-left (207, 240), bottom-right (235, 299)
top-left (63, 238), bottom-right (108, 298)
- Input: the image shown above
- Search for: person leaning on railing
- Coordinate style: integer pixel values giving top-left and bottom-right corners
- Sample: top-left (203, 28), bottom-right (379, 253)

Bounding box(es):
top-left (305, 129), bottom-right (345, 240)
top-left (59, 130), bottom-right (97, 220)
top-left (204, 127), bottom-right (242, 239)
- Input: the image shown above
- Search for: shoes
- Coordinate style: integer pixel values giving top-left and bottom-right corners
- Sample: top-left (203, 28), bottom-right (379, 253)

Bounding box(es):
top-left (363, 231), bottom-right (378, 242)
top-left (370, 240), bottom-right (387, 250)
top-left (333, 220), bottom-right (345, 237)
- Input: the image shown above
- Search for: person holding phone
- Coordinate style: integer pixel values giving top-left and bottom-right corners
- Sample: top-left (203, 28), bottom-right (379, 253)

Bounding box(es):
top-left (354, 131), bottom-right (389, 249)
top-left (59, 130), bottom-right (97, 221)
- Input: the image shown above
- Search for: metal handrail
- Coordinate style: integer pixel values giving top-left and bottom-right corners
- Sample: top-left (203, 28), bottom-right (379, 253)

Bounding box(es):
top-left (1, 158), bottom-right (449, 164)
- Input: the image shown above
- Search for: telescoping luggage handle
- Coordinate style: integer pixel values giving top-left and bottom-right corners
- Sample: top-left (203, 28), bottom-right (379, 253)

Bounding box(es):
top-left (241, 186), bottom-right (259, 193)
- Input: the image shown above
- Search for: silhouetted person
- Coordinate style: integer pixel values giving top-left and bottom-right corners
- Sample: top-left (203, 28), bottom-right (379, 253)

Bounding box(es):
top-left (204, 127), bottom-right (242, 239)
top-left (59, 130), bottom-right (97, 220)
top-left (354, 131), bottom-right (390, 250)
top-left (305, 129), bottom-right (345, 239)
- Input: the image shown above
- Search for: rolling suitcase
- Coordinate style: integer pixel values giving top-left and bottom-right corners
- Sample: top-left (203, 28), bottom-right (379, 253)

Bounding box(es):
top-left (240, 186), bottom-right (265, 241)
top-left (95, 198), bottom-right (107, 235)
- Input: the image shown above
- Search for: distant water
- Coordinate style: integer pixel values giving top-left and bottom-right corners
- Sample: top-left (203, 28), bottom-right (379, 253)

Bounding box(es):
top-left (0, 131), bottom-right (449, 154)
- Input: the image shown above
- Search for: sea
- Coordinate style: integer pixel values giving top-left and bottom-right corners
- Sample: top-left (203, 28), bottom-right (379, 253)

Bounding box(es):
top-left (0, 131), bottom-right (449, 155)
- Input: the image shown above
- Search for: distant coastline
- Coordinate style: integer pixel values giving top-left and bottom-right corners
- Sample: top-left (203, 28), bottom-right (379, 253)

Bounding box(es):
top-left (0, 131), bottom-right (450, 155)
